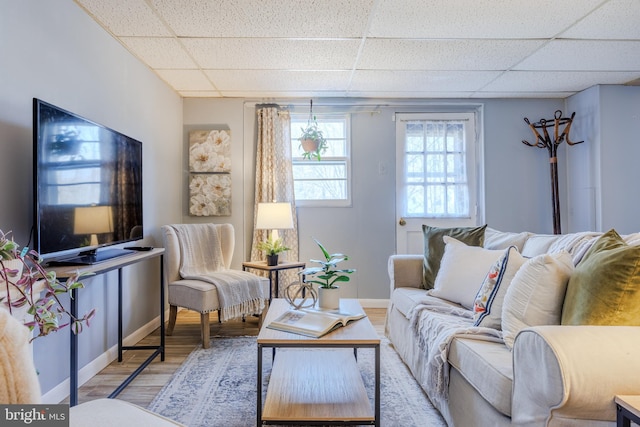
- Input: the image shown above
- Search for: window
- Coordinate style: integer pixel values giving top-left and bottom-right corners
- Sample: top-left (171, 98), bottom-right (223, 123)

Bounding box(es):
top-left (290, 114), bottom-right (351, 207)
top-left (397, 112), bottom-right (479, 221)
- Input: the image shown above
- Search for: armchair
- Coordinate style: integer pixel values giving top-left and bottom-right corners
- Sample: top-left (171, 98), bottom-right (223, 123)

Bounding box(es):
top-left (161, 223), bottom-right (269, 349)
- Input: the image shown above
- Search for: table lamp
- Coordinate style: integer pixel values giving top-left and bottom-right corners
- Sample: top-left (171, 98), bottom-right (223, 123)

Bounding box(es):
top-left (74, 205), bottom-right (114, 247)
top-left (255, 202), bottom-right (294, 242)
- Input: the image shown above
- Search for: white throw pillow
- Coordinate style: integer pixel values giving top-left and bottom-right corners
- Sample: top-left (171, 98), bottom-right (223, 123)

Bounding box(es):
top-left (501, 251), bottom-right (574, 349)
top-left (428, 236), bottom-right (504, 310)
top-left (473, 246), bottom-right (527, 330)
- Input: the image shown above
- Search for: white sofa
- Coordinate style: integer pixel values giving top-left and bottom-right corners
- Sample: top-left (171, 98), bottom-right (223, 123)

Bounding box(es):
top-left (385, 227), bottom-right (640, 426)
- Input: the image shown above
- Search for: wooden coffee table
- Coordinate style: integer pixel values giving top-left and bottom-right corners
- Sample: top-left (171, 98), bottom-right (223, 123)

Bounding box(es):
top-left (257, 298), bottom-right (381, 426)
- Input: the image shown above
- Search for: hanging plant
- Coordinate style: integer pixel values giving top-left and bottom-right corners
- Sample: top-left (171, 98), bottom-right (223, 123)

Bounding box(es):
top-left (299, 99), bottom-right (328, 161)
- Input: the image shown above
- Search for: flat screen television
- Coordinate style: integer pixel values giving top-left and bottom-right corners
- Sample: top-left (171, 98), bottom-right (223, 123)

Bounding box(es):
top-left (33, 98), bottom-right (143, 264)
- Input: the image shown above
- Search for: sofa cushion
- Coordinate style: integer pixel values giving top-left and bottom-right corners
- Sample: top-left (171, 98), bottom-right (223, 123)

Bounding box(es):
top-left (501, 251), bottom-right (574, 349)
top-left (391, 287), bottom-right (430, 318)
top-left (483, 228), bottom-right (530, 252)
top-left (521, 234), bottom-right (563, 257)
top-left (448, 337), bottom-right (513, 417)
top-left (473, 246), bottom-right (527, 330)
top-left (562, 229), bottom-right (640, 326)
top-left (429, 236), bottom-right (503, 309)
top-left (422, 224), bottom-right (487, 289)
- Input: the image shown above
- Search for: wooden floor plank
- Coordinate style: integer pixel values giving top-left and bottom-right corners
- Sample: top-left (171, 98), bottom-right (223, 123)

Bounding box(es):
top-left (68, 306), bottom-right (387, 407)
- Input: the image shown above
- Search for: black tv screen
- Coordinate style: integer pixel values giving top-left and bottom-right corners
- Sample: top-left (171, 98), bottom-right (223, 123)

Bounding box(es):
top-left (33, 98), bottom-right (143, 262)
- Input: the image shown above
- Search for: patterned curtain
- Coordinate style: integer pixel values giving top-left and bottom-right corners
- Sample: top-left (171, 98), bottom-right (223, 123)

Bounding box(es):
top-left (251, 106), bottom-right (299, 296)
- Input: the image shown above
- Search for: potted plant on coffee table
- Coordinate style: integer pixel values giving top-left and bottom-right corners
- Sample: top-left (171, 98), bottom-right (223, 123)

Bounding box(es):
top-left (257, 235), bottom-right (291, 266)
top-left (299, 238), bottom-right (355, 309)
top-left (0, 229), bottom-right (95, 340)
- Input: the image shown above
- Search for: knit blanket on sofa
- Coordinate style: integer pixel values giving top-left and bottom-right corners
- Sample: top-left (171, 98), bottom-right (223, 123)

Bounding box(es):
top-left (408, 298), bottom-right (502, 412)
top-left (171, 224), bottom-right (265, 322)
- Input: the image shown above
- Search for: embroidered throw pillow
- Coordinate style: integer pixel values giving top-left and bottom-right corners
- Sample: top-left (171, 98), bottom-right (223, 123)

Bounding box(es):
top-left (473, 246), bottom-right (526, 330)
top-left (428, 236), bottom-right (503, 310)
top-left (422, 224), bottom-right (487, 289)
top-left (501, 251), bottom-right (573, 349)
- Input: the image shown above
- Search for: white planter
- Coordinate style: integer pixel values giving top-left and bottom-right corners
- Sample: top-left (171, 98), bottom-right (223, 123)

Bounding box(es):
top-left (317, 286), bottom-right (340, 310)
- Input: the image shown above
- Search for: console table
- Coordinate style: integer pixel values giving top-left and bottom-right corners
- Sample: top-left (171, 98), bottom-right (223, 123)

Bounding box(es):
top-left (50, 248), bottom-right (165, 406)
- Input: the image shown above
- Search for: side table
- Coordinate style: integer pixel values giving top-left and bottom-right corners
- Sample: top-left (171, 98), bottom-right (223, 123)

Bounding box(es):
top-left (615, 395), bottom-right (640, 427)
top-left (242, 260), bottom-right (306, 301)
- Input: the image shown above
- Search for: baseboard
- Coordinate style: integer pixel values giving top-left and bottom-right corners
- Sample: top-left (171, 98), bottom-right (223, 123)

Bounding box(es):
top-left (42, 309), bottom-right (170, 404)
top-left (358, 298), bottom-right (389, 309)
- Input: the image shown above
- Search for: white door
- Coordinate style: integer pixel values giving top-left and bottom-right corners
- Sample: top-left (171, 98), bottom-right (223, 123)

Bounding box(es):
top-left (395, 112), bottom-right (481, 254)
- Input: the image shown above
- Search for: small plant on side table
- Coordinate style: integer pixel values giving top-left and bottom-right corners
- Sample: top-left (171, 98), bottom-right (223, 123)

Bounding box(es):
top-left (257, 235), bottom-right (291, 266)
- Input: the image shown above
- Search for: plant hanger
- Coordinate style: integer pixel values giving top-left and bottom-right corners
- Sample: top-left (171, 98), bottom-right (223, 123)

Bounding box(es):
top-left (299, 99), bottom-right (327, 161)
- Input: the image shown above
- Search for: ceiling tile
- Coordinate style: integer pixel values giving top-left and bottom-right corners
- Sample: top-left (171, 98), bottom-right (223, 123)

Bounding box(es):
top-left (516, 40), bottom-right (640, 71)
top-left (346, 91), bottom-right (475, 98)
top-left (350, 70), bottom-right (501, 92)
top-left (369, 0), bottom-right (604, 39)
top-left (155, 69), bottom-right (217, 91)
top-left (204, 70), bottom-right (352, 92)
top-left (482, 70), bottom-right (640, 92)
top-left (560, 0), bottom-right (640, 40)
top-left (75, 0), bottom-right (171, 36)
top-left (358, 39), bottom-right (544, 70)
top-left (120, 37), bottom-right (197, 69)
top-left (182, 38), bottom-right (361, 70)
top-left (150, 0), bottom-right (374, 38)
top-left (471, 91), bottom-right (574, 99)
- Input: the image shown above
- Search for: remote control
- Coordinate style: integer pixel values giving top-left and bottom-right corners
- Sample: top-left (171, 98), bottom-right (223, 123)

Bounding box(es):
top-left (125, 246), bottom-right (154, 251)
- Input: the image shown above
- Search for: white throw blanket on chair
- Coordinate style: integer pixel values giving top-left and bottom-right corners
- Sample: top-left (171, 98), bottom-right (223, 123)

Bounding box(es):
top-left (171, 224), bottom-right (265, 322)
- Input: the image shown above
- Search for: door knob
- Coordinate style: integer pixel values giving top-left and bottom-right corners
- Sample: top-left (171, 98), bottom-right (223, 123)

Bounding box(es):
top-left (399, 218), bottom-right (406, 226)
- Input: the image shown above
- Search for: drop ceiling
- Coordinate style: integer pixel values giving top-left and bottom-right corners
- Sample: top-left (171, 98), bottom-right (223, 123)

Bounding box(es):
top-left (74, 0), bottom-right (640, 99)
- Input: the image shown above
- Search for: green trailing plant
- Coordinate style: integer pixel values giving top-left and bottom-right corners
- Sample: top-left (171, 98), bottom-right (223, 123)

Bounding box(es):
top-left (0, 229), bottom-right (95, 341)
top-left (299, 100), bottom-right (328, 160)
top-left (299, 238), bottom-right (355, 289)
top-left (256, 235), bottom-right (290, 256)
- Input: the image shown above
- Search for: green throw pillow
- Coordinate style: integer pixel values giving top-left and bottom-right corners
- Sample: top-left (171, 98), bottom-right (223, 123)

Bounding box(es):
top-left (422, 224), bottom-right (487, 289)
top-left (561, 229), bottom-right (640, 326)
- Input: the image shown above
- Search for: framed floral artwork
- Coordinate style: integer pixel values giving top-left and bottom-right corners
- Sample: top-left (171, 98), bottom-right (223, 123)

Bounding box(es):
top-left (189, 174), bottom-right (231, 216)
top-left (189, 129), bottom-right (231, 173)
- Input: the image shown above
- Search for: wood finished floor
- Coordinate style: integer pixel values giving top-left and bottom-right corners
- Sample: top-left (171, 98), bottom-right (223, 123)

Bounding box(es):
top-left (71, 306), bottom-right (387, 407)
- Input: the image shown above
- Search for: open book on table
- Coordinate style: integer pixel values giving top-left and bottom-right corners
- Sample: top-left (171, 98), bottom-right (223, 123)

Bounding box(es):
top-left (266, 307), bottom-right (366, 338)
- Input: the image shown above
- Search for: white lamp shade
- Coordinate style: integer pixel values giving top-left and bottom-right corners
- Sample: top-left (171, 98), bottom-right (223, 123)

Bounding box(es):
top-left (74, 206), bottom-right (114, 234)
top-left (255, 202), bottom-right (294, 230)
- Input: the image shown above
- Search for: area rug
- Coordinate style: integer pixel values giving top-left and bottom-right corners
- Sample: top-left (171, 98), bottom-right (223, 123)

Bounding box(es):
top-left (148, 336), bottom-right (446, 427)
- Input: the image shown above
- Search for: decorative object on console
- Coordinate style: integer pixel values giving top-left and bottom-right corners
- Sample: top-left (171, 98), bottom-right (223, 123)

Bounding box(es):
top-left (188, 129), bottom-right (232, 216)
top-left (255, 202), bottom-right (294, 266)
top-left (0, 230), bottom-right (95, 340)
top-left (298, 99), bottom-right (327, 160)
top-left (522, 110), bottom-right (583, 234)
top-left (299, 238), bottom-right (355, 310)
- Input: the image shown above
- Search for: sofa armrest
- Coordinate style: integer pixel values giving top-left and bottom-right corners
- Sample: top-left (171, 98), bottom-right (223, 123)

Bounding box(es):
top-left (388, 254), bottom-right (424, 291)
top-left (512, 325), bottom-right (640, 426)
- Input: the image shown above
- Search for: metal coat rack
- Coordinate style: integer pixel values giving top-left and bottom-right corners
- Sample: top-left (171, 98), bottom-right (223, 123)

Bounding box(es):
top-left (522, 110), bottom-right (583, 234)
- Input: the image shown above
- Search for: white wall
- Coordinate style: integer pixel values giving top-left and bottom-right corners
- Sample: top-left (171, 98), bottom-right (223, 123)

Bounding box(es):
top-left (566, 85), bottom-right (640, 234)
top-left (0, 0), bottom-right (183, 397)
top-left (184, 97), bottom-right (565, 301)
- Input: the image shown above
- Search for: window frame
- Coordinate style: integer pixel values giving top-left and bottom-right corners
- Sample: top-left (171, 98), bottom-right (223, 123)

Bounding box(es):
top-left (290, 113), bottom-right (352, 208)
top-left (396, 111), bottom-right (481, 224)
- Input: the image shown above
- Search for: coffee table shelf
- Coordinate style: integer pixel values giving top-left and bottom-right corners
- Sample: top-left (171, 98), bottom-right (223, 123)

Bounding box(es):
top-left (262, 349), bottom-right (373, 423)
top-left (257, 298), bottom-right (380, 426)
